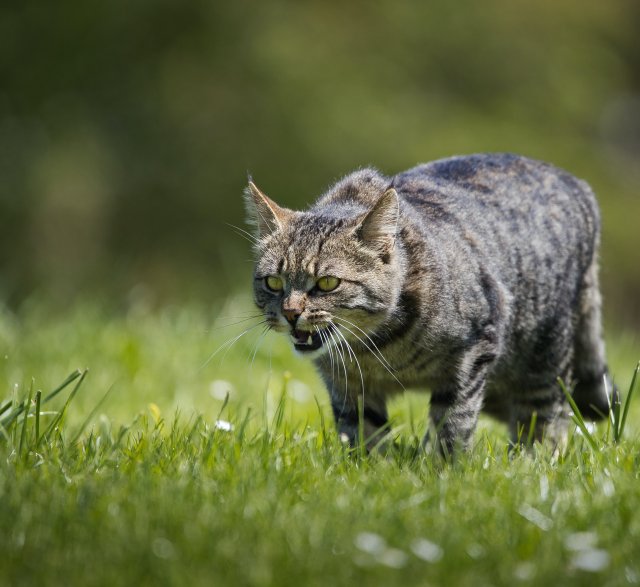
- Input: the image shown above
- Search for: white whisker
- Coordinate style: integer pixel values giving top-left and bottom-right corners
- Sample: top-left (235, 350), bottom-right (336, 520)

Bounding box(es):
top-left (331, 321), bottom-right (365, 396)
top-left (331, 315), bottom-right (395, 371)
top-left (199, 320), bottom-right (269, 370)
top-left (332, 317), bottom-right (404, 389)
top-left (210, 314), bottom-right (264, 331)
top-left (327, 324), bottom-right (350, 414)
top-left (226, 223), bottom-right (261, 246)
top-left (315, 326), bottom-right (335, 381)
top-left (249, 325), bottom-right (271, 371)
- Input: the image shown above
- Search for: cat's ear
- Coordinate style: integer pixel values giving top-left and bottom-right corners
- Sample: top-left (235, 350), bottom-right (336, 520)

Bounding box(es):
top-left (244, 180), bottom-right (292, 237)
top-left (357, 188), bottom-right (399, 256)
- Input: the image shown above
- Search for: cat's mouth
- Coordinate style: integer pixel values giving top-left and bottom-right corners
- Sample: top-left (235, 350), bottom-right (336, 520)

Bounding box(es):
top-left (290, 328), bottom-right (323, 352)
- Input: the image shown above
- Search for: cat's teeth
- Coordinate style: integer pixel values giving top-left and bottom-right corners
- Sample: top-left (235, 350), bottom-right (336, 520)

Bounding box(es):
top-left (307, 334), bottom-right (313, 345)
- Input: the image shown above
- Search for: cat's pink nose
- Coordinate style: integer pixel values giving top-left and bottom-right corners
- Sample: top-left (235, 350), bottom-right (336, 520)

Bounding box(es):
top-left (282, 308), bottom-right (302, 324)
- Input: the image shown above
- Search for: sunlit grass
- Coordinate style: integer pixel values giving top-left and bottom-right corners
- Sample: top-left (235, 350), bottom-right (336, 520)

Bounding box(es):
top-left (1, 298), bottom-right (639, 586)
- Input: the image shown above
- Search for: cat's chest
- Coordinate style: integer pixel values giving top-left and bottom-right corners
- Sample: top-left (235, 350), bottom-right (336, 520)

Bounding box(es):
top-left (317, 339), bottom-right (444, 394)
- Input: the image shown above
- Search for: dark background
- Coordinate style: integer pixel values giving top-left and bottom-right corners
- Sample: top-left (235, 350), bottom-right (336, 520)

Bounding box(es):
top-left (1, 0), bottom-right (639, 324)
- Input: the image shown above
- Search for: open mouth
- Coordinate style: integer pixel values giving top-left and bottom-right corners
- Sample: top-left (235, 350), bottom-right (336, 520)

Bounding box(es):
top-left (290, 329), bottom-right (323, 352)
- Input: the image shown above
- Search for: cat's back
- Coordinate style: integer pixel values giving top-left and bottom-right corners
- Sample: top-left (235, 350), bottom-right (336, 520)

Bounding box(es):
top-left (392, 153), bottom-right (599, 271)
top-left (393, 153), bottom-right (598, 229)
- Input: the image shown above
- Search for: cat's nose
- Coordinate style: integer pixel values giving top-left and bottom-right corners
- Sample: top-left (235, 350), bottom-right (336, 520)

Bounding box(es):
top-left (282, 308), bottom-right (302, 325)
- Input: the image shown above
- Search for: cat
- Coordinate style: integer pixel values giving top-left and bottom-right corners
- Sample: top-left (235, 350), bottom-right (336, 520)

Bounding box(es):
top-left (245, 153), bottom-right (616, 454)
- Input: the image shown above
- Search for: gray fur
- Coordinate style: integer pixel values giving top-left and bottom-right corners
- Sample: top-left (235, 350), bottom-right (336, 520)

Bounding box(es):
top-left (245, 153), bottom-right (615, 454)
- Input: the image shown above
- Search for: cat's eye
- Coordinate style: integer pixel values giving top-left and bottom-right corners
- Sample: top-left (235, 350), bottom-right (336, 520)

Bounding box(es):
top-left (265, 275), bottom-right (283, 292)
top-left (316, 276), bottom-right (340, 292)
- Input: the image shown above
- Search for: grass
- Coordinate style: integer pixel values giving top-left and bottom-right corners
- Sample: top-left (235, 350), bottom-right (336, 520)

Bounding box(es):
top-left (1, 296), bottom-right (639, 587)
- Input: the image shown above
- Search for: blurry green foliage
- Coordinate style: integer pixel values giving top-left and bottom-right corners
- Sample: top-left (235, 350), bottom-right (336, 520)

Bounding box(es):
top-left (0, 0), bottom-right (638, 322)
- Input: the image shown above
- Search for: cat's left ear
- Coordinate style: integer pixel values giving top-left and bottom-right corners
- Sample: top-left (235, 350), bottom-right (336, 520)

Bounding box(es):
top-left (244, 180), bottom-right (292, 238)
top-left (357, 188), bottom-right (399, 257)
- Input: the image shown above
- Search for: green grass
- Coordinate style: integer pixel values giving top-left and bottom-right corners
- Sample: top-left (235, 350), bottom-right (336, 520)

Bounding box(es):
top-left (1, 297), bottom-right (639, 586)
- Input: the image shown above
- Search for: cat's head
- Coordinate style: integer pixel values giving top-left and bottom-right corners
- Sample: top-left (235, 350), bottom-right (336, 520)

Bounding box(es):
top-left (244, 173), bottom-right (403, 357)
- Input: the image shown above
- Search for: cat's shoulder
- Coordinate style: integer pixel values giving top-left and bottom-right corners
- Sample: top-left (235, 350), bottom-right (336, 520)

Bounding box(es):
top-left (314, 167), bottom-right (390, 210)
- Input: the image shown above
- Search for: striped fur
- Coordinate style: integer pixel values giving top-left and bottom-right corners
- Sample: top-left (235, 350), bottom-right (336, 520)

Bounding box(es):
top-left (245, 154), bottom-right (615, 454)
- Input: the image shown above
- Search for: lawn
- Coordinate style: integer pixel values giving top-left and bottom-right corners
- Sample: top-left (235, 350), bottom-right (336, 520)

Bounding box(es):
top-left (1, 296), bottom-right (639, 587)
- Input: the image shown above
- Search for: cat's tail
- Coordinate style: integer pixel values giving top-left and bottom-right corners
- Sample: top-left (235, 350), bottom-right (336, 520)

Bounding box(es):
top-left (571, 255), bottom-right (618, 420)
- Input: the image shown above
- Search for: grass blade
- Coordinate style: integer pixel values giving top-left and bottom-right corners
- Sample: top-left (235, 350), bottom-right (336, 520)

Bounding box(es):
top-left (19, 379), bottom-right (34, 455)
top-left (272, 388), bottom-right (287, 433)
top-left (70, 380), bottom-right (117, 445)
top-left (34, 390), bottom-right (42, 444)
top-left (42, 369), bottom-right (83, 403)
top-left (313, 395), bottom-right (328, 447)
top-left (618, 361), bottom-right (639, 440)
top-left (558, 377), bottom-right (598, 451)
top-left (1, 399), bottom-right (25, 430)
top-left (215, 391), bottom-right (231, 423)
top-left (40, 370), bottom-right (88, 446)
top-left (0, 400), bottom-right (11, 417)
top-left (608, 374), bottom-right (621, 442)
top-left (526, 411), bottom-right (538, 446)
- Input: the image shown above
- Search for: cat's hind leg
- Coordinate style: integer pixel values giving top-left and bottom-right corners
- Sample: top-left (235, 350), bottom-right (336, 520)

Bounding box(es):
top-left (571, 257), bottom-right (617, 419)
top-left (509, 386), bottom-right (569, 448)
top-left (510, 343), bottom-right (573, 448)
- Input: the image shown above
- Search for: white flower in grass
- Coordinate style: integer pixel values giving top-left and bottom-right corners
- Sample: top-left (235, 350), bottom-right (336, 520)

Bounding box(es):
top-left (517, 504), bottom-right (553, 531)
top-left (564, 531), bottom-right (598, 552)
top-left (354, 532), bottom-right (386, 555)
top-left (570, 549), bottom-right (610, 572)
top-left (354, 532), bottom-right (408, 569)
top-left (564, 531), bottom-right (610, 573)
top-left (379, 548), bottom-right (408, 569)
top-left (411, 538), bottom-right (443, 562)
top-left (514, 562), bottom-right (536, 581)
top-left (573, 421), bottom-right (597, 436)
top-left (214, 419), bottom-right (234, 432)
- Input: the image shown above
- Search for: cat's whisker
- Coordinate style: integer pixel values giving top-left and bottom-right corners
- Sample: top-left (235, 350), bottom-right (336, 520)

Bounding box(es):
top-left (331, 316), bottom-right (396, 372)
top-left (327, 324), bottom-right (350, 409)
top-left (210, 314), bottom-right (264, 332)
top-left (249, 325), bottom-right (271, 371)
top-left (331, 318), bottom-right (405, 389)
top-left (333, 326), bottom-right (367, 415)
top-left (332, 322), bottom-right (365, 396)
top-left (199, 320), bottom-right (269, 370)
top-left (317, 327), bottom-right (331, 380)
top-left (328, 335), bottom-right (337, 383)
top-left (326, 328), bottom-right (340, 387)
top-left (220, 322), bottom-right (270, 365)
top-left (315, 326), bottom-right (335, 382)
top-left (226, 223), bottom-right (262, 247)
top-left (331, 323), bottom-right (354, 364)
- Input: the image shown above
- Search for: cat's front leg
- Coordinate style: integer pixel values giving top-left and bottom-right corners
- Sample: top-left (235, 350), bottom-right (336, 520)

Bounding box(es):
top-left (427, 344), bottom-right (496, 456)
top-left (330, 396), bottom-right (390, 451)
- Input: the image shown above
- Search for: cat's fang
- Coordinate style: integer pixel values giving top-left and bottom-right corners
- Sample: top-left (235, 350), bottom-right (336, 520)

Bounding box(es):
top-left (291, 329), bottom-right (323, 351)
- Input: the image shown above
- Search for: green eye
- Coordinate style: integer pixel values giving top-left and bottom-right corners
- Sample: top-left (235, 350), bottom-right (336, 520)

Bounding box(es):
top-left (316, 276), bottom-right (340, 292)
top-left (265, 276), bottom-right (283, 292)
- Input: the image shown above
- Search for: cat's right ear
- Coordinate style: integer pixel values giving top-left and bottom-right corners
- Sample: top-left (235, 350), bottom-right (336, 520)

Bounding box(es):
top-left (356, 188), bottom-right (399, 258)
top-left (244, 180), bottom-right (292, 238)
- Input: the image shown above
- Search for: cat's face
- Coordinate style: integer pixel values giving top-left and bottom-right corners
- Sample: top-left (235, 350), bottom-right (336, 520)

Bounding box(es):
top-left (245, 182), bottom-right (401, 357)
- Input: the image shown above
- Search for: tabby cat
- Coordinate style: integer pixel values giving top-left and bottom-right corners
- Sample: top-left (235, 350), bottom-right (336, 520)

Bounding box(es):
top-left (245, 154), bottom-right (615, 454)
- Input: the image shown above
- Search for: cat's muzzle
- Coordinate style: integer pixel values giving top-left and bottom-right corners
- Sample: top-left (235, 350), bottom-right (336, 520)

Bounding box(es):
top-left (290, 328), bottom-right (323, 352)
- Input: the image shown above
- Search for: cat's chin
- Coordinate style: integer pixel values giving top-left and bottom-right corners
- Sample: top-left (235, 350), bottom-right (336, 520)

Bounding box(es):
top-left (292, 344), bottom-right (328, 360)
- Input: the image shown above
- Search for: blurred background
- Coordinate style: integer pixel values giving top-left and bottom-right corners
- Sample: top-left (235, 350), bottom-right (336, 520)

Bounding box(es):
top-left (1, 0), bottom-right (639, 326)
